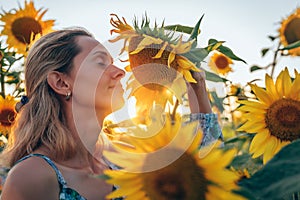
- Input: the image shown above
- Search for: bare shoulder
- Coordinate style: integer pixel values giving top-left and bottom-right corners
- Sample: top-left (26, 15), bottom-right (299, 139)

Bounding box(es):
top-left (1, 156), bottom-right (59, 200)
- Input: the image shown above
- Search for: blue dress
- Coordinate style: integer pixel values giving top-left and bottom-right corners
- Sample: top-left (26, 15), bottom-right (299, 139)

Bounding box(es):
top-left (16, 154), bottom-right (87, 200)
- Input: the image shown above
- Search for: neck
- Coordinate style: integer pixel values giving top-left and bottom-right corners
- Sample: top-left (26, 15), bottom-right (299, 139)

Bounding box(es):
top-left (57, 152), bottom-right (105, 174)
top-left (65, 101), bottom-right (106, 153)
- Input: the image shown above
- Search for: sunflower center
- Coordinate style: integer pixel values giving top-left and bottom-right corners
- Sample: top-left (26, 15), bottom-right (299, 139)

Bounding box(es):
top-left (142, 149), bottom-right (208, 200)
top-left (215, 55), bottom-right (229, 69)
top-left (0, 109), bottom-right (16, 127)
top-left (284, 17), bottom-right (300, 44)
top-left (11, 17), bottom-right (42, 44)
top-left (266, 98), bottom-right (300, 141)
top-left (129, 36), bottom-right (177, 90)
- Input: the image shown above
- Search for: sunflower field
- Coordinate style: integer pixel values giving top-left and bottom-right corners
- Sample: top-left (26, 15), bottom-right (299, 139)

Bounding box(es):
top-left (1, 1), bottom-right (300, 200)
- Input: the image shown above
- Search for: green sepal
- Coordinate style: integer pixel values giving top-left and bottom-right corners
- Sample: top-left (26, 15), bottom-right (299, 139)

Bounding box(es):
top-left (164, 24), bottom-right (194, 35)
top-left (280, 40), bottom-right (300, 50)
top-left (183, 47), bottom-right (209, 63)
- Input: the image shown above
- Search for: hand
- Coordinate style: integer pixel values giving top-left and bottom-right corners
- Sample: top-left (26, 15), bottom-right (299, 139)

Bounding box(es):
top-left (186, 70), bottom-right (212, 113)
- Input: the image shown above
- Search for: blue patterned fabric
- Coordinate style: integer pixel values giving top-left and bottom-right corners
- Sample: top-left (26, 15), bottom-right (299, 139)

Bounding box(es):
top-left (184, 112), bottom-right (223, 146)
top-left (16, 154), bottom-right (86, 200)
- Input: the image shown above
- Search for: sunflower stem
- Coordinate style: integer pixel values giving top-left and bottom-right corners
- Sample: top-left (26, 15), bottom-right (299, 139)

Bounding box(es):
top-left (171, 99), bottom-right (179, 122)
top-left (270, 42), bottom-right (281, 78)
top-left (0, 62), bottom-right (5, 98)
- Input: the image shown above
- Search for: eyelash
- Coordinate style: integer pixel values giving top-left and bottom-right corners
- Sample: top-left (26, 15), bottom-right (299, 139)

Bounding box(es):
top-left (96, 57), bottom-right (112, 67)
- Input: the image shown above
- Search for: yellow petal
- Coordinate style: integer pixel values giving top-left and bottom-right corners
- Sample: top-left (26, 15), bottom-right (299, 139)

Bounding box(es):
top-left (124, 65), bottom-right (131, 72)
top-left (281, 68), bottom-right (292, 97)
top-left (237, 105), bottom-right (266, 114)
top-left (263, 136), bottom-right (278, 164)
top-left (250, 84), bottom-right (273, 105)
top-left (265, 74), bottom-right (279, 101)
top-left (106, 178), bottom-right (143, 199)
top-left (182, 70), bottom-right (197, 83)
top-left (275, 69), bottom-right (286, 97)
top-left (125, 190), bottom-right (148, 200)
top-left (237, 121), bottom-right (265, 133)
top-left (130, 35), bottom-right (163, 55)
top-left (249, 131), bottom-right (270, 154)
top-left (237, 100), bottom-right (268, 110)
top-left (152, 41), bottom-right (168, 59)
top-left (177, 56), bottom-right (200, 71)
top-left (170, 36), bottom-right (193, 54)
top-left (289, 72), bottom-right (300, 99)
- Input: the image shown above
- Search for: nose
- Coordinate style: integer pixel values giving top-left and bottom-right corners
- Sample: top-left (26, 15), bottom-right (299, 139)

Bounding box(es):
top-left (109, 64), bottom-right (125, 80)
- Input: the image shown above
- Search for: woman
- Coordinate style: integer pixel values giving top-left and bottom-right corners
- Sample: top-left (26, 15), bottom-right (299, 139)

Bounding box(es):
top-left (0, 27), bottom-right (221, 200)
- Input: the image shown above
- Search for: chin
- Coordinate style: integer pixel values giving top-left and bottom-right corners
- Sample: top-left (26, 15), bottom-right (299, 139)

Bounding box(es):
top-left (110, 86), bottom-right (125, 112)
top-left (111, 96), bottom-right (125, 112)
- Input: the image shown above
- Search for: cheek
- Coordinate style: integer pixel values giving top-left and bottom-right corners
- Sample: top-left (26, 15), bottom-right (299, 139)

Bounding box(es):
top-left (73, 70), bottom-right (104, 105)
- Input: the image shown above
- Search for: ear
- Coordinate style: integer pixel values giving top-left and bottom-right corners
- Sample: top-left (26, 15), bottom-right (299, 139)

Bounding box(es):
top-left (47, 71), bottom-right (71, 96)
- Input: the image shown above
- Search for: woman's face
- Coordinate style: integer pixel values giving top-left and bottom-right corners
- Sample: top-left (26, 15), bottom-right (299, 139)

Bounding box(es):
top-left (68, 36), bottom-right (125, 118)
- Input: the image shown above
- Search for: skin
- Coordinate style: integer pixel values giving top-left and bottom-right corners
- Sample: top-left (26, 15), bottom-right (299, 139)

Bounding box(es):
top-left (1, 36), bottom-right (125, 200)
top-left (1, 36), bottom-right (212, 200)
top-left (187, 71), bottom-right (212, 114)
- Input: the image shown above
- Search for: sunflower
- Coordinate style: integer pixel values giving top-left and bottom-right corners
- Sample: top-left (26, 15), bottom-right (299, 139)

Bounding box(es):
top-left (103, 110), bottom-right (183, 153)
top-left (208, 51), bottom-right (233, 76)
top-left (0, 0), bottom-right (55, 55)
top-left (103, 113), bottom-right (245, 200)
top-left (0, 95), bottom-right (17, 137)
top-left (237, 67), bottom-right (300, 164)
top-left (279, 8), bottom-right (300, 56)
top-left (109, 13), bottom-right (201, 87)
top-left (124, 74), bottom-right (187, 125)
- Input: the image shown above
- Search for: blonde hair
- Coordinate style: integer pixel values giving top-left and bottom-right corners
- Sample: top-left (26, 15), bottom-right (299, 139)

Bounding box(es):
top-left (1, 27), bottom-right (93, 167)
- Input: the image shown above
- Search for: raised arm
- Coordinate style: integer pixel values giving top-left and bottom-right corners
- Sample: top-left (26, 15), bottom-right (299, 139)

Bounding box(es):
top-left (186, 71), bottom-right (223, 146)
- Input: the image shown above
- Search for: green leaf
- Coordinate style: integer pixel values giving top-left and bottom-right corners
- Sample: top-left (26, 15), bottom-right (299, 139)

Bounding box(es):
top-left (230, 152), bottom-right (263, 175)
top-left (239, 139), bottom-right (300, 200)
top-left (204, 70), bottom-right (228, 82)
top-left (268, 35), bottom-right (277, 41)
top-left (207, 39), bottom-right (246, 64)
top-left (280, 40), bottom-right (300, 50)
top-left (183, 48), bottom-right (209, 63)
top-left (250, 65), bottom-right (263, 72)
top-left (218, 45), bottom-right (247, 64)
top-left (261, 48), bottom-right (269, 57)
top-left (210, 91), bottom-right (225, 112)
top-left (5, 71), bottom-right (21, 84)
top-left (188, 14), bottom-right (204, 41)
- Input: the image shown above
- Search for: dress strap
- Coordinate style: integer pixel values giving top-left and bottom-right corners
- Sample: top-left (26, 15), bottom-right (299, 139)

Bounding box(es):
top-left (15, 153), bottom-right (67, 186)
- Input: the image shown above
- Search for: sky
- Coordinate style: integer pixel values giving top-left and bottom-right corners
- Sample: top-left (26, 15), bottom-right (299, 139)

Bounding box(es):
top-left (1, 0), bottom-right (300, 89)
